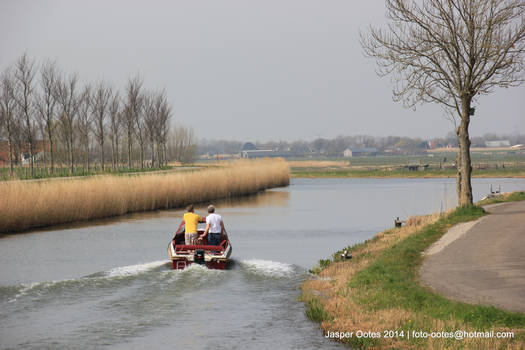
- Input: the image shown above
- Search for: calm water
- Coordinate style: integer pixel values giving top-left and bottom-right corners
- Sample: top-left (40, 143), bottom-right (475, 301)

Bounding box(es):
top-left (1, 178), bottom-right (525, 349)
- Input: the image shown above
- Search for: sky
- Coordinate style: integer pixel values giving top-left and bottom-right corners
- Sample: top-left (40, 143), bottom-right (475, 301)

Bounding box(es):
top-left (0, 0), bottom-right (523, 142)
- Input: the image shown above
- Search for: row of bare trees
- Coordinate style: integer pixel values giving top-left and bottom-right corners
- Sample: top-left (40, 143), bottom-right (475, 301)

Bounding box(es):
top-left (0, 54), bottom-right (196, 178)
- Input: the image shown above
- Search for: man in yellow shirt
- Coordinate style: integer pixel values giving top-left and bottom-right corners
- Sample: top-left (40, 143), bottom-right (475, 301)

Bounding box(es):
top-left (183, 204), bottom-right (205, 245)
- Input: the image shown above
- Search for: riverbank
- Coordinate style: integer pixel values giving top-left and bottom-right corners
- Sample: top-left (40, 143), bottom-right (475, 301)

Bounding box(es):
top-left (0, 159), bottom-right (289, 234)
top-left (301, 192), bottom-right (525, 349)
top-left (291, 167), bottom-right (525, 178)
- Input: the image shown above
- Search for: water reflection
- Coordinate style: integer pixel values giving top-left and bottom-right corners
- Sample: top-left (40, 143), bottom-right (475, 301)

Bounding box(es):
top-left (2, 189), bottom-right (290, 238)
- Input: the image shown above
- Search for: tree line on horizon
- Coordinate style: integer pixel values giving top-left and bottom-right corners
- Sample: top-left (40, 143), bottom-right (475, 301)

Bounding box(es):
top-left (0, 53), bottom-right (196, 178)
top-left (198, 132), bottom-right (525, 158)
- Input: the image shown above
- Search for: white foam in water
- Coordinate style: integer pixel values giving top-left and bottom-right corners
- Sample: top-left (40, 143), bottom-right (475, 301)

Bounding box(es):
top-left (8, 282), bottom-right (42, 302)
top-left (105, 260), bottom-right (168, 277)
top-left (242, 259), bottom-right (295, 277)
top-left (7, 261), bottom-right (170, 303)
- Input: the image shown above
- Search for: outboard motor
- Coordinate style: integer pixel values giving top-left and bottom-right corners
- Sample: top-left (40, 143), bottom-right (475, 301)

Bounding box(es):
top-left (194, 249), bottom-right (205, 264)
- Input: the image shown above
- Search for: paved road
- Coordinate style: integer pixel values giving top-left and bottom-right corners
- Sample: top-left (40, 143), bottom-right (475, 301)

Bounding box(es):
top-left (420, 200), bottom-right (525, 313)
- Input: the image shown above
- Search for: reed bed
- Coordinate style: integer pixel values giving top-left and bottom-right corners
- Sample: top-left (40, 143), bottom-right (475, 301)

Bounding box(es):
top-left (286, 160), bottom-right (349, 168)
top-left (0, 158), bottom-right (289, 233)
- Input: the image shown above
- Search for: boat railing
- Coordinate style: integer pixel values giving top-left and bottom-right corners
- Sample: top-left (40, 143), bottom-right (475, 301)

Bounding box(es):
top-left (174, 240), bottom-right (228, 253)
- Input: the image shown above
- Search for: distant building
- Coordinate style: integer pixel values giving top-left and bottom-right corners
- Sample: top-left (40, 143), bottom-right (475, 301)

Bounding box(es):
top-left (242, 149), bottom-right (282, 158)
top-left (0, 140), bottom-right (49, 166)
top-left (343, 147), bottom-right (379, 157)
top-left (485, 140), bottom-right (511, 148)
top-left (241, 142), bottom-right (258, 152)
top-left (511, 144), bottom-right (525, 150)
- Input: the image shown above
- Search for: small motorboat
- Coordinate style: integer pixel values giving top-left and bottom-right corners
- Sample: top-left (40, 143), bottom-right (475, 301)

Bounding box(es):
top-left (168, 221), bottom-right (232, 270)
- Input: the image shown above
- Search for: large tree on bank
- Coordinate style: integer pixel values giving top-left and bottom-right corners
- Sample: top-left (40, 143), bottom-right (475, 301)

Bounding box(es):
top-left (361, 0), bottom-right (525, 206)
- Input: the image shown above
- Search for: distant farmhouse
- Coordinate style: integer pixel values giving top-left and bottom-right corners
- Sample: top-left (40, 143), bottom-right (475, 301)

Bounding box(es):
top-left (240, 142), bottom-right (291, 158)
top-left (241, 142), bottom-right (257, 152)
top-left (343, 147), bottom-right (379, 157)
top-left (0, 140), bottom-right (49, 166)
top-left (485, 140), bottom-right (511, 148)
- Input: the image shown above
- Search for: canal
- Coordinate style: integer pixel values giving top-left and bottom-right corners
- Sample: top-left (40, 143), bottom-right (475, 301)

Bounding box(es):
top-left (1, 178), bottom-right (524, 349)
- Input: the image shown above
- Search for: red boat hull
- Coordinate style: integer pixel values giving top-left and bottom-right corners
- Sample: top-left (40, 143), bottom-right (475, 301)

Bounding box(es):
top-left (169, 221), bottom-right (232, 270)
top-left (171, 258), bottom-right (227, 270)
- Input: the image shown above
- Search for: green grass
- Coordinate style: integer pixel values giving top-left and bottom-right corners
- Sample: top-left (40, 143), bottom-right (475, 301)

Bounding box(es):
top-left (291, 167), bottom-right (525, 178)
top-left (303, 192), bottom-right (525, 348)
top-left (304, 297), bottom-right (333, 323)
top-left (0, 165), bottom-right (186, 181)
top-left (309, 259), bottom-right (332, 275)
top-left (478, 191), bottom-right (525, 206)
top-left (349, 205), bottom-right (525, 329)
top-left (290, 153), bottom-right (525, 167)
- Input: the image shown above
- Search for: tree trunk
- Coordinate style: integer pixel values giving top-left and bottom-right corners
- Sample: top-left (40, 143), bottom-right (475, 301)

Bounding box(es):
top-left (115, 138), bottom-right (120, 170)
top-left (29, 141), bottom-right (34, 177)
top-left (127, 131), bottom-right (132, 169)
top-left (140, 143), bottom-right (144, 169)
top-left (456, 97), bottom-right (474, 206)
top-left (69, 139), bottom-right (74, 175)
top-left (156, 141), bottom-right (161, 167)
top-left (111, 137), bottom-right (116, 171)
top-left (100, 138), bottom-right (105, 171)
top-left (8, 134), bottom-right (13, 177)
top-left (150, 141), bottom-right (155, 168)
top-left (47, 126), bottom-right (54, 174)
top-left (85, 140), bottom-right (89, 171)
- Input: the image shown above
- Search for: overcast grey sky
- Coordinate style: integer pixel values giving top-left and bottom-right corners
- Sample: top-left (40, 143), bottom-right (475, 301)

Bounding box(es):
top-left (1, 0), bottom-right (523, 142)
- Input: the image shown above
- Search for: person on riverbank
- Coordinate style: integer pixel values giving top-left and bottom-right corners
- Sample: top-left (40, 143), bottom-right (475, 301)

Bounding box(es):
top-left (183, 204), bottom-right (205, 245)
top-left (200, 205), bottom-right (227, 246)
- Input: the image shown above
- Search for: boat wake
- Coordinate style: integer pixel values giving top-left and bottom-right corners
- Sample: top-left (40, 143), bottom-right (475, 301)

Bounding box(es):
top-left (2, 259), bottom-right (301, 305)
top-left (240, 259), bottom-right (301, 278)
top-left (3, 260), bottom-right (174, 303)
top-left (103, 260), bottom-right (169, 278)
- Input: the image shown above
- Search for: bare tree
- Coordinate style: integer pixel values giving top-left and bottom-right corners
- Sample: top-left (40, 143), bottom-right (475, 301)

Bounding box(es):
top-left (108, 92), bottom-right (121, 170)
top-left (0, 68), bottom-right (17, 176)
top-left (92, 82), bottom-right (112, 171)
top-left (361, 0), bottom-right (525, 206)
top-left (156, 94), bottom-right (171, 167)
top-left (123, 75), bottom-right (143, 169)
top-left (143, 91), bottom-right (157, 167)
top-left (37, 60), bottom-right (58, 173)
top-left (77, 85), bottom-right (92, 171)
top-left (169, 125), bottom-right (196, 164)
top-left (13, 54), bottom-right (37, 177)
top-left (135, 101), bottom-right (146, 169)
top-left (55, 72), bottom-right (80, 175)
top-left (12, 115), bottom-right (24, 166)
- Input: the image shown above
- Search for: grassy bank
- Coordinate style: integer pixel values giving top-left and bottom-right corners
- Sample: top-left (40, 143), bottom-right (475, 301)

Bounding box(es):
top-left (0, 158), bottom-right (289, 234)
top-left (291, 167), bottom-right (525, 178)
top-left (0, 165), bottom-right (184, 181)
top-left (288, 158), bottom-right (525, 178)
top-left (301, 192), bottom-right (525, 349)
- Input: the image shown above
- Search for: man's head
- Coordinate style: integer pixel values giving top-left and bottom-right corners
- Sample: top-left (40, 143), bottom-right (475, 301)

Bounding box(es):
top-left (207, 205), bottom-right (215, 213)
top-left (186, 204), bottom-right (194, 212)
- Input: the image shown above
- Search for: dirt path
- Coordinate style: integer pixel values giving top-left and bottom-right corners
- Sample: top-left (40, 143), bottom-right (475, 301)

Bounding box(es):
top-left (420, 200), bottom-right (525, 313)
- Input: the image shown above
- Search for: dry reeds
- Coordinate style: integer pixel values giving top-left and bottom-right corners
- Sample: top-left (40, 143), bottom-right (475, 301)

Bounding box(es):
top-left (0, 158), bottom-right (289, 233)
top-left (286, 160), bottom-right (349, 168)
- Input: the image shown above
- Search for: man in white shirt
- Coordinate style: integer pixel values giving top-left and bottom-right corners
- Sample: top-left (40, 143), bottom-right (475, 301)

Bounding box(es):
top-left (199, 205), bottom-right (228, 246)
